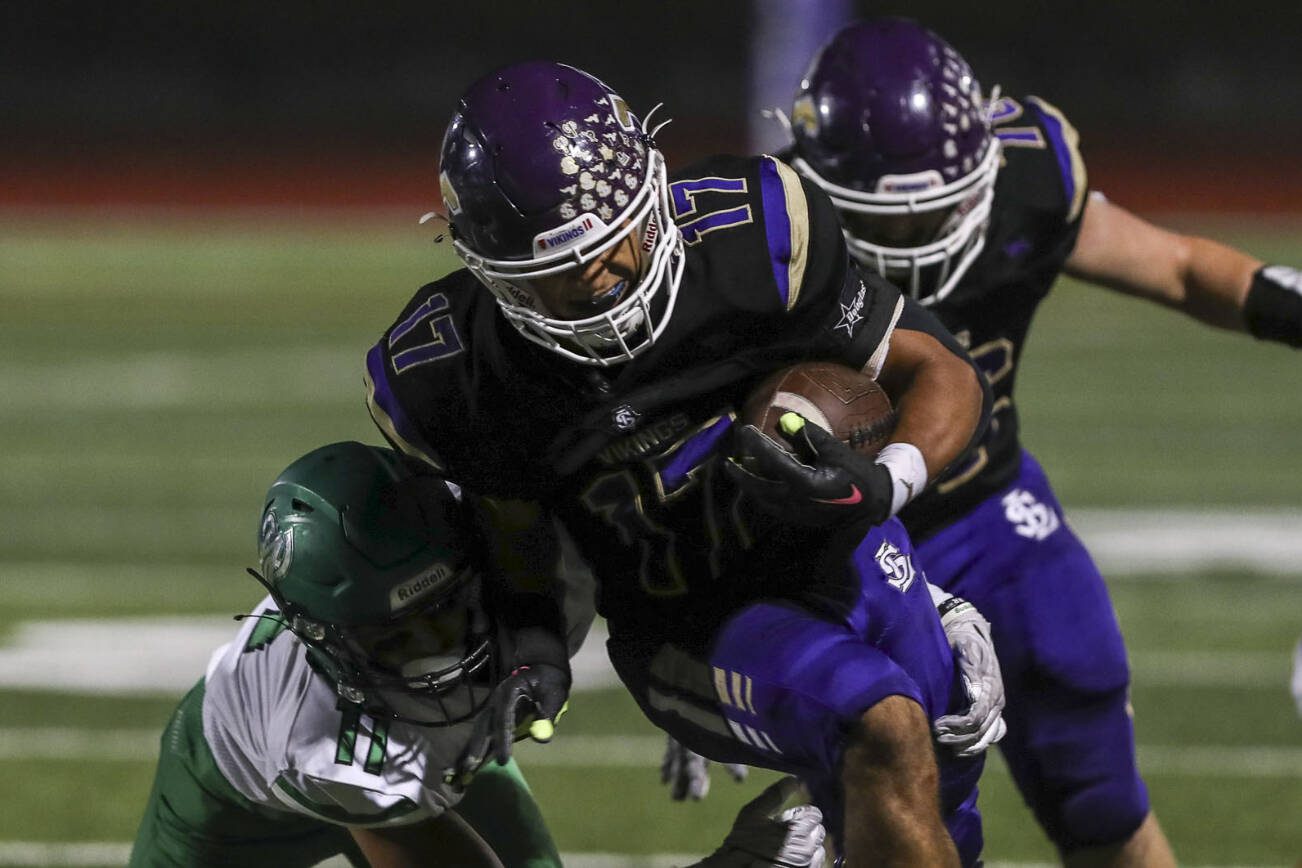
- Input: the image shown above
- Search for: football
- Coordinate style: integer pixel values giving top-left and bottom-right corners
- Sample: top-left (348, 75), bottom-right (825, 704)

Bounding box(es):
top-left (738, 361), bottom-right (896, 458)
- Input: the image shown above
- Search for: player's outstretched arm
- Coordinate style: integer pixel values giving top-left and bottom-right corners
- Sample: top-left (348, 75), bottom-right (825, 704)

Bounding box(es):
top-left (452, 498), bottom-right (573, 780)
top-left (350, 810), bottom-right (505, 868)
top-left (1066, 193), bottom-right (1301, 347)
top-left (840, 695), bottom-right (960, 868)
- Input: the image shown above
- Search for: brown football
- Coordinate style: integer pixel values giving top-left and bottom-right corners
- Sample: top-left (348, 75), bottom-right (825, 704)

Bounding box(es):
top-left (738, 361), bottom-right (896, 458)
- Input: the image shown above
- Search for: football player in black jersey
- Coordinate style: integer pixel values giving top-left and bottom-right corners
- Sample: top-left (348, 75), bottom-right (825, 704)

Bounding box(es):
top-left (367, 61), bottom-right (1004, 865)
top-left (780, 17), bottom-right (1301, 868)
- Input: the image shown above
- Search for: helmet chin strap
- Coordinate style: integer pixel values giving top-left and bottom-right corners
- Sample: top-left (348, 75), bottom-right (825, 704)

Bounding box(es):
top-left (399, 653), bottom-right (466, 684)
top-left (563, 305), bottom-right (648, 355)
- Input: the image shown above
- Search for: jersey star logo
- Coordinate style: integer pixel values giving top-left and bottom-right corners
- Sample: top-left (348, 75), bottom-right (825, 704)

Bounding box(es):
top-left (834, 282), bottom-right (867, 337)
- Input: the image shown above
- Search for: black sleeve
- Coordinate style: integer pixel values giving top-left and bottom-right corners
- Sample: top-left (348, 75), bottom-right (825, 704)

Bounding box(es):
top-left (788, 175), bottom-right (905, 371)
top-left (470, 496), bottom-right (571, 670)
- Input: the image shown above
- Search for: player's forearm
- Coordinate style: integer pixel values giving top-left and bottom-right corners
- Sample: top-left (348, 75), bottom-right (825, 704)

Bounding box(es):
top-left (1175, 235), bottom-right (1262, 331)
top-left (840, 697), bottom-right (961, 867)
top-left (473, 497), bottom-right (571, 668)
top-left (841, 789), bottom-right (959, 868)
top-left (843, 809), bottom-right (958, 868)
top-left (1066, 195), bottom-right (1265, 332)
top-left (877, 333), bottom-right (986, 481)
top-left (1166, 239), bottom-right (1302, 348)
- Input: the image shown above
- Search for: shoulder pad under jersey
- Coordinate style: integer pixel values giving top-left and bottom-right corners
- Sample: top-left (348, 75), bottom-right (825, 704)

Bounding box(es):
top-left (990, 94), bottom-right (1089, 226)
top-left (668, 153), bottom-right (850, 315)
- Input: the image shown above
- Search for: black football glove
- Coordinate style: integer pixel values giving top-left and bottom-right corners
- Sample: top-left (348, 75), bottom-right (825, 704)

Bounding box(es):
top-left (453, 662), bottom-right (570, 783)
top-left (725, 413), bottom-right (894, 530)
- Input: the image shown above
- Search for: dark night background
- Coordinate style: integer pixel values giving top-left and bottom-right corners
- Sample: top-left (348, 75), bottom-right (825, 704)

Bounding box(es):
top-left (4, 1), bottom-right (1300, 213)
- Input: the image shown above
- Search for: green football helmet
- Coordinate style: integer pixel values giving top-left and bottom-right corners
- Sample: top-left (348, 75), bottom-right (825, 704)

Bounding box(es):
top-left (248, 441), bottom-right (499, 726)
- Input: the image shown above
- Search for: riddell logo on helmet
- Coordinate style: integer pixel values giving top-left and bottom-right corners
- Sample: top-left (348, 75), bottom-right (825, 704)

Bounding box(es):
top-left (641, 215), bottom-right (659, 253)
top-left (535, 215), bottom-right (597, 252)
top-left (390, 563), bottom-right (453, 612)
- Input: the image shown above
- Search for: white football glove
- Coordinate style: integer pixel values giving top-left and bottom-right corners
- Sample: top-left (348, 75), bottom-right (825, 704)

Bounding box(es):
top-left (661, 735), bottom-right (749, 800)
top-left (929, 584), bottom-right (1008, 758)
top-left (686, 776), bottom-right (826, 868)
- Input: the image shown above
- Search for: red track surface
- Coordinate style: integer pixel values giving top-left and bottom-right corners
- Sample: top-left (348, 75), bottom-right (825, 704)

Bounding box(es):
top-left (3, 151), bottom-right (1299, 215)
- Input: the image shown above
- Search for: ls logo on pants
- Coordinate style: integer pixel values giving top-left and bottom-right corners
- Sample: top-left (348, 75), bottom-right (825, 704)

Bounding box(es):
top-left (1002, 489), bottom-right (1060, 541)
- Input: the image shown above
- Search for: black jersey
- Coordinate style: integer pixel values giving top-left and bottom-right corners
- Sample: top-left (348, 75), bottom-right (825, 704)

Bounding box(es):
top-left (366, 154), bottom-right (903, 642)
top-left (899, 95), bottom-right (1088, 540)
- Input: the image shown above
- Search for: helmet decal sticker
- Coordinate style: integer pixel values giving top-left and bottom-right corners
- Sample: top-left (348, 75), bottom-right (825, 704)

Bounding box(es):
top-left (259, 516), bottom-right (294, 582)
top-left (606, 94), bottom-right (636, 131)
top-left (541, 94), bottom-right (649, 234)
top-left (534, 214), bottom-right (603, 253)
top-left (791, 94), bottom-right (818, 137)
top-left (438, 171), bottom-right (461, 215)
top-left (258, 509), bottom-right (278, 558)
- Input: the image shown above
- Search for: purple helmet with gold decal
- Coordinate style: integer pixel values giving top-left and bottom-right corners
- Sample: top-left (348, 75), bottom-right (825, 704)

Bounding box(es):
top-left (785, 18), bottom-right (1000, 304)
top-left (440, 61), bottom-right (683, 365)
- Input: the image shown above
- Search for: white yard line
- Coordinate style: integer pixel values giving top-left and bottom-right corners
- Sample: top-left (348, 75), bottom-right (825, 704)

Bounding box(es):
top-left (0, 347), bottom-right (359, 413)
top-left (0, 510), bottom-right (1298, 695)
top-left (1069, 509), bottom-right (1302, 577)
top-left (3, 729), bottom-right (1300, 779)
top-left (0, 844), bottom-right (129, 867)
top-left (3, 510), bottom-right (1301, 580)
top-left (0, 616), bottom-right (1293, 696)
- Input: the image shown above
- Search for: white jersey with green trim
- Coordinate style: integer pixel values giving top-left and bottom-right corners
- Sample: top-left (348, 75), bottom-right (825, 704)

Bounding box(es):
top-left (201, 596), bottom-right (470, 827)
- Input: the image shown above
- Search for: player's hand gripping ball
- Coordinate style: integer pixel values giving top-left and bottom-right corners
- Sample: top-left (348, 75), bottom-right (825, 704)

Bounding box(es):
top-left (727, 362), bottom-right (898, 530)
top-left (738, 362), bottom-right (896, 458)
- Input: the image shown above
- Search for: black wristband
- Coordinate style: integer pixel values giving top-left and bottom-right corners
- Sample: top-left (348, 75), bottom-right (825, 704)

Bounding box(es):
top-left (936, 595), bottom-right (973, 620)
top-left (1244, 265), bottom-right (1302, 348)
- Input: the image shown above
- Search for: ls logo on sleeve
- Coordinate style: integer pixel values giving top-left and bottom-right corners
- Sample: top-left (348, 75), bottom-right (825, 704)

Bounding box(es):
top-left (1002, 489), bottom-right (1061, 541)
top-left (874, 540), bottom-right (916, 592)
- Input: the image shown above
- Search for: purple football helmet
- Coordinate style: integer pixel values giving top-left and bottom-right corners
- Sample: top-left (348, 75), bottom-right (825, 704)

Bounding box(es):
top-left (785, 18), bottom-right (1000, 304)
top-left (439, 61), bottom-right (684, 365)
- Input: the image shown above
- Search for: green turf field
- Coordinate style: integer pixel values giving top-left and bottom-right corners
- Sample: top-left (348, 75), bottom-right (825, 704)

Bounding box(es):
top-left (1, 215), bottom-right (1299, 865)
